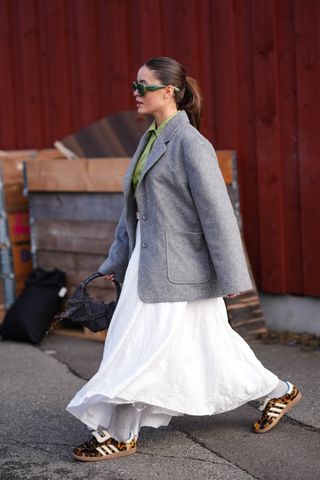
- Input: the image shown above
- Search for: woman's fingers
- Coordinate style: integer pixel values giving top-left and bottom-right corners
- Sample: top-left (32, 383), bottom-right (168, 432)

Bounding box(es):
top-left (103, 274), bottom-right (115, 281)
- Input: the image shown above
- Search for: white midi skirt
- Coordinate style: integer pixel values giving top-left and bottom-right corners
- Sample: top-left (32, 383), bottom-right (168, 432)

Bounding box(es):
top-left (66, 221), bottom-right (278, 436)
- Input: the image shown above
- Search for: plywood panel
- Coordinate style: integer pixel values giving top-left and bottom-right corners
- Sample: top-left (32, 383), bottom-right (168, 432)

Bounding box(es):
top-left (3, 184), bottom-right (28, 212)
top-left (26, 152), bottom-right (234, 193)
top-left (33, 219), bottom-right (116, 254)
top-left (36, 250), bottom-right (106, 278)
top-left (1, 157), bottom-right (30, 185)
top-left (26, 158), bottom-right (131, 192)
top-left (29, 193), bottom-right (124, 222)
top-left (60, 111), bottom-right (152, 158)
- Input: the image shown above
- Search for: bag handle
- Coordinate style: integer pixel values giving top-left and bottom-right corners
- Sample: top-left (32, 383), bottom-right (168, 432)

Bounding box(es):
top-left (81, 272), bottom-right (121, 303)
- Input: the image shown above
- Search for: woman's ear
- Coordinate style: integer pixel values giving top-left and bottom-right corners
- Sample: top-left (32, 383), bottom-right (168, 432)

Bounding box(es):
top-left (164, 86), bottom-right (175, 100)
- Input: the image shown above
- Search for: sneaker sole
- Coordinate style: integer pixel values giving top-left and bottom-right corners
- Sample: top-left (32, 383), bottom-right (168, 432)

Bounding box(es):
top-left (73, 446), bottom-right (137, 462)
top-left (253, 392), bottom-right (302, 433)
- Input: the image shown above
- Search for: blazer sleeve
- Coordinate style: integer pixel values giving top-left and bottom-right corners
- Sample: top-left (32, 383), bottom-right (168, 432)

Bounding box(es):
top-left (97, 207), bottom-right (129, 282)
top-left (182, 134), bottom-right (253, 294)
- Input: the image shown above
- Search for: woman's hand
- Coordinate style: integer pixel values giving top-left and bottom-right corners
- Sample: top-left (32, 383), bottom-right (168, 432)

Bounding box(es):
top-left (102, 274), bottom-right (115, 282)
top-left (224, 292), bottom-right (240, 298)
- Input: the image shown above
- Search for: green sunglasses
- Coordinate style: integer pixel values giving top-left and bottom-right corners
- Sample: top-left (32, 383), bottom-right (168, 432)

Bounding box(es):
top-left (132, 81), bottom-right (180, 97)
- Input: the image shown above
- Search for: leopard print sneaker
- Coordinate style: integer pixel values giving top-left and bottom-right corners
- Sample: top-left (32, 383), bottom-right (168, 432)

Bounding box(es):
top-left (72, 429), bottom-right (137, 461)
top-left (253, 381), bottom-right (302, 433)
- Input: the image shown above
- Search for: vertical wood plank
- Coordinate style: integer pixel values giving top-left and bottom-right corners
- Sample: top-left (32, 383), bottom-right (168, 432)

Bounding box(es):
top-left (294, 0), bottom-right (320, 295)
top-left (137, 0), bottom-right (163, 60)
top-left (64, 0), bottom-right (83, 131)
top-left (195, 0), bottom-right (216, 141)
top-left (273, 0), bottom-right (303, 293)
top-left (68, 0), bottom-right (100, 127)
top-left (16, 0), bottom-right (44, 147)
top-left (161, 0), bottom-right (201, 75)
top-left (37, 0), bottom-right (73, 144)
top-left (251, 0), bottom-right (285, 292)
top-left (233, 0), bottom-right (261, 285)
top-left (209, 0), bottom-right (238, 149)
top-left (7, 0), bottom-right (26, 148)
top-left (96, 0), bottom-right (132, 115)
top-left (0, 0), bottom-right (16, 147)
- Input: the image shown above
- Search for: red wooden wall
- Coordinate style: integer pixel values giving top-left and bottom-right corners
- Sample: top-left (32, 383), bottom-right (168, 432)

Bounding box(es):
top-left (0, 0), bottom-right (319, 296)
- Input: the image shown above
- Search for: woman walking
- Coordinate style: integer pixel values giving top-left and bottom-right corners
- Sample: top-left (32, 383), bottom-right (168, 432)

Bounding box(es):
top-left (67, 57), bottom-right (301, 461)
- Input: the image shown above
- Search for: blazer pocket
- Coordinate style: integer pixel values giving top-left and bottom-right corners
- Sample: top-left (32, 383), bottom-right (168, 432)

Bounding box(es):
top-left (165, 230), bottom-right (211, 284)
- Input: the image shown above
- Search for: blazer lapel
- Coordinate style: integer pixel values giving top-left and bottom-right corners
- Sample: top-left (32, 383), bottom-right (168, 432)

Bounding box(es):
top-left (124, 110), bottom-right (190, 197)
top-left (136, 111), bottom-right (190, 191)
top-left (135, 140), bottom-right (167, 189)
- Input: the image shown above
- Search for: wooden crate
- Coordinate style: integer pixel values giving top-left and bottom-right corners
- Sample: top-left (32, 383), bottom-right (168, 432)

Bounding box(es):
top-left (0, 148), bottom-right (64, 312)
top-left (0, 281), bottom-right (4, 324)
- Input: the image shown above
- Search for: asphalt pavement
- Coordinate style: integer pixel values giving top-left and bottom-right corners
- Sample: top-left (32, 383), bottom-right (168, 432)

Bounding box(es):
top-left (0, 333), bottom-right (319, 480)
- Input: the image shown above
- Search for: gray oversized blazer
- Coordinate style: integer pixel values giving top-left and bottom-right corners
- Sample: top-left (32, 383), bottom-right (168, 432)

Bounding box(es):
top-left (98, 110), bottom-right (252, 302)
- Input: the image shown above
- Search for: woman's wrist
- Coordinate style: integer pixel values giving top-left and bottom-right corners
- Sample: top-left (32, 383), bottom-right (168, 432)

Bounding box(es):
top-left (224, 292), bottom-right (240, 298)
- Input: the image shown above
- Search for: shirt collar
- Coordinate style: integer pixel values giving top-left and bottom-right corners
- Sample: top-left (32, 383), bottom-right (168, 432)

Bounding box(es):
top-left (147, 111), bottom-right (179, 138)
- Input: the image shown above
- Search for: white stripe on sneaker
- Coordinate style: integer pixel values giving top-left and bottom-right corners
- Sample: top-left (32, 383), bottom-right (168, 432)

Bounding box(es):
top-left (109, 444), bottom-right (120, 453)
top-left (101, 444), bottom-right (113, 454)
top-left (267, 412), bottom-right (281, 418)
top-left (269, 407), bottom-right (284, 413)
top-left (96, 446), bottom-right (107, 456)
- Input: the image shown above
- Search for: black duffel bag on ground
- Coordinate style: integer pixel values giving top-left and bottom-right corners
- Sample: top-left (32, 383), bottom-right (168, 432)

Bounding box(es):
top-left (53, 272), bottom-right (121, 333)
top-left (0, 267), bottom-right (67, 344)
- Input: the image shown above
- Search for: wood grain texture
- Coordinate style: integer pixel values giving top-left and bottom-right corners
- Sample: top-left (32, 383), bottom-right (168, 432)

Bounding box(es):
top-left (294, 0), bottom-right (320, 296)
top-left (33, 219), bottom-right (116, 254)
top-left (0, 0), bottom-right (318, 296)
top-left (60, 111), bottom-right (152, 157)
top-left (36, 249), bottom-right (106, 278)
top-left (11, 243), bottom-right (32, 277)
top-left (26, 157), bottom-right (131, 192)
top-left (3, 185), bottom-right (28, 212)
top-left (26, 151), bottom-right (234, 192)
top-left (28, 193), bottom-right (124, 222)
top-left (272, 0), bottom-right (303, 293)
top-left (252, 0), bottom-right (284, 292)
top-left (7, 211), bottom-right (30, 243)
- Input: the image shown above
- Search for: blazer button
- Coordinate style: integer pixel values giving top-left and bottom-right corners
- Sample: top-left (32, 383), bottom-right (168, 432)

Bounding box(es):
top-left (142, 241), bottom-right (147, 248)
top-left (142, 214), bottom-right (148, 220)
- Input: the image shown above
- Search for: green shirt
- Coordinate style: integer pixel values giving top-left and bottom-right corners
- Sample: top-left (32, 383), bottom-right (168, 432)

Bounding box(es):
top-left (132, 111), bottom-right (178, 191)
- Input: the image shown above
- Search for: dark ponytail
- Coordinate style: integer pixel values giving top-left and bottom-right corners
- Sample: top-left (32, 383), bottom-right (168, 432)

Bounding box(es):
top-left (144, 57), bottom-right (204, 130)
top-left (177, 76), bottom-right (203, 131)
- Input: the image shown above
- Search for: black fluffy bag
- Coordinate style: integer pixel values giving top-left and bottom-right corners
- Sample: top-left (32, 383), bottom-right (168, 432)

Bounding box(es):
top-left (0, 268), bottom-right (67, 344)
top-left (54, 272), bottom-right (121, 332)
